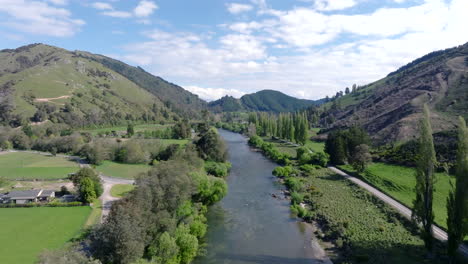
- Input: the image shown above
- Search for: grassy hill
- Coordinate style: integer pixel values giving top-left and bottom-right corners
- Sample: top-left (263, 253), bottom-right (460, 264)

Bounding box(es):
top-left (319, 42), bottom-right (468, 143)
top-left (0, 43), bottom-right (200, 127)
top-left (76, 51), bottom-right (206, 117)
top-left (209, 89), bottom-right (323, 113)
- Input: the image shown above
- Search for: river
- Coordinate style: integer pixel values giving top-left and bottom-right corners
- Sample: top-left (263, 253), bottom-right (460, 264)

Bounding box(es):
top-left (193, 129), bottom-right (330, 264)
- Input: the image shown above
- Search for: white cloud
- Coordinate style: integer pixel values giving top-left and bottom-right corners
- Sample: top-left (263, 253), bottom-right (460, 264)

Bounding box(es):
top-left (0, 0), bottom-right (84, 37)
top-left (101, 10), bottom-right (132, 18)
top-left (120, 0), bottom-right (468, 100)
top-left (134, 0), bottom-right (158, 17)
top-left (183, 86), bottom-right (246, 101)
top-left (91, 2), bottom-right (113, 10)
top-left (97, 0), bottom-right (157, 19)
top-left (227, 3), bottom-right (253, 14)
top-left (46, 0), bottom-right (67, 5)
top-left (314, 0), bottom-right (357, 11)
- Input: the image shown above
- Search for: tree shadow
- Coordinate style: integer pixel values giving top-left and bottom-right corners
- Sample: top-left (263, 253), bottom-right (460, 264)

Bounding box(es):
top-left (217, 252), bottom-right (329, 264)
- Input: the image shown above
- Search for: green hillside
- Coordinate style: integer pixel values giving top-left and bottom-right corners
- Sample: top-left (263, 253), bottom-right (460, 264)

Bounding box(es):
top-left (209, 89), bottom-right (323, 113)
top-left (76, 51), bottom-right (206, 117)
top-left (0, 44), bottom-right (179, 127)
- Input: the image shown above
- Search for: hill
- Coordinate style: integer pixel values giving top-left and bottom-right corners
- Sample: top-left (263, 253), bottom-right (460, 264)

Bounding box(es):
top-left (0, 44), bottom-right (204, 127)
top-left (209, 90), bottom-right (322, 113)
top-left (317, 42), bottom-right (468, 143)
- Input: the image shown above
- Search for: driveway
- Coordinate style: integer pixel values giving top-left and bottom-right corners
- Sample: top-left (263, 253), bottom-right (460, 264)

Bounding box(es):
top-left (99, 175), bottom-right (135, 221)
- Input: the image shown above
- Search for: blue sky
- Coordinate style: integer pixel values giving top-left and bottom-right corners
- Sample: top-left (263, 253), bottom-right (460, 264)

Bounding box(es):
top-left (0, 0), bottom-right (467, 101)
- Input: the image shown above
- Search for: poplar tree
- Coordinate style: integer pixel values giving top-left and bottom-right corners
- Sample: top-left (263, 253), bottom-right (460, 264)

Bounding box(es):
top-left (412, 104), bottom-right (437, 253)
top-left (447, 116), bottom-right (468, 260)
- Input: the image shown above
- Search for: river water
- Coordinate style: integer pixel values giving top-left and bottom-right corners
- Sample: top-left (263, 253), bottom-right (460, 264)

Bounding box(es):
top-left (193, 129), bottom-right (330, 264)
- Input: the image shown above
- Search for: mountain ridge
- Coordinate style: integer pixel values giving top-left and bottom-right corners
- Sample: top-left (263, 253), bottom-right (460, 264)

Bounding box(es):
top-left (317, 42), bottom-right (468, 143)
top-left (209, 89), bottom-right (323, 113)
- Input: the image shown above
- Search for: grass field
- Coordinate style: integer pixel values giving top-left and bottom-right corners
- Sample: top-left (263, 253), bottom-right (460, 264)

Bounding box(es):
top-left (263, 138), bottom-right (298, 157)
top-left (305, 140), bottom-right (325, 153)
top-left (84, 199), bottom-right (102, 227)
top-left (0, 152), bottom-right (79, 180)
top-left (80, 124), bottom-right (172, 136)
top-left (300, 168), bottom-right (446, 263)
top-left (110, 184), bottom-right (135, 198)
top-left (339, 162), bottom-right (453, 229)
top-left (0, 207), bottom-right (91, 264)
top-left (96, 161), bottom-right (151, 179)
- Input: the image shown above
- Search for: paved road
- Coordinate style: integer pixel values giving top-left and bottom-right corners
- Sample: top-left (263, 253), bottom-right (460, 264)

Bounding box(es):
top-left (328, 166), bottom-right (468, 257)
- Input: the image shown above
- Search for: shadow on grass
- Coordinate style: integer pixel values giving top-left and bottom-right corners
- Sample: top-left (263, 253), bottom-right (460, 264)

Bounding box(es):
top-left (337, 240), bottom-right (451, 264)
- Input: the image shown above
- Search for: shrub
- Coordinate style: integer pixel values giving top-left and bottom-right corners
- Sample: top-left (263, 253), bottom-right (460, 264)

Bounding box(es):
top-left (204, 162), bottom-right (231, 177)
top-left (291, 192), bottom-right (304, 205)
top-left (272, 166), bottom-right (295, 178)
top-left (310, 152), bottom-right (329, 167)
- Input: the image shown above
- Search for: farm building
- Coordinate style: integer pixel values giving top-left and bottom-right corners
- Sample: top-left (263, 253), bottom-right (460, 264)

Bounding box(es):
top-left (2, 189), bottom-right (55, 204)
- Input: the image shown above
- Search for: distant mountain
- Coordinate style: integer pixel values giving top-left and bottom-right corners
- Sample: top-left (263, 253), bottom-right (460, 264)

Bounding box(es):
top-left (318, 42), bottom-right (468, 143)
top-left (0, 43), bottom-right (203, 127)
top-left (209, 90), bottom-right (323, 113)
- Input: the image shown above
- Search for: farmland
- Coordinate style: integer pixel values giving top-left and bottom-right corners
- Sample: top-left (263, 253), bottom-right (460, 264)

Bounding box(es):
top-left (96, 161), bottom-right (151, 179)
top-left (80, 123), bottom-right (172, 136)
top-left (339, 162), bottom-right (453, 229)
top-left (298, 168), bottom-right (446, 263)
top-left (0, 152), bottom-right (79, 180)
top-left (0, 207), bottom-right (91, 264)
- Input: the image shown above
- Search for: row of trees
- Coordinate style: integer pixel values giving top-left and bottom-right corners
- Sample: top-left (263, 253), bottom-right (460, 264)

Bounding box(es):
top-left (413, 106), bottom-right (468, 261)
top-left (248, 112), bottom-right (310, 145)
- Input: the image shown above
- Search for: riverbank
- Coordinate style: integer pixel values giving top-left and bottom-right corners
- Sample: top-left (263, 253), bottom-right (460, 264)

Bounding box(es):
top-left (194, 130), bottom-right (332, 264)
top-left (246, 133), bottom-right (450, 264)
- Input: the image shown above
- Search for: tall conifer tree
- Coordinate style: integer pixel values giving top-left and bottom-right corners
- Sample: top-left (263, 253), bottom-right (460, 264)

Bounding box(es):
top-left (412, 104), bottom-right (437, 253)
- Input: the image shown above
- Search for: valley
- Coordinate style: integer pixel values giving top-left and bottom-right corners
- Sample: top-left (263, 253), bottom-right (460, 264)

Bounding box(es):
top-left (0, 39), bottom-right (467, 264)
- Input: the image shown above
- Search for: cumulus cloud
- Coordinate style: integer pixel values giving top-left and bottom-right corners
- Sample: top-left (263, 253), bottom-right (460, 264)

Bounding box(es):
top-left (120, 0), bottom-right (468, 100)
top-left (183, 86), bottom-right (246, 101)
top-left (91, 2), bottom-right (113, 10)
top-left (46, 0), bottom-right (67, 5)
top-left (314, 0), bottom-right (357, 11)
top-left (101, 10), bottom-right (132, 18)
top-left (227, 3), bottom-right (253, 14)
top-left (134, 0), bottom-right (158, 17)
top-left (0, 0), bottom-right (84, 37)
top-left (97, 0), bottom-right (157, 19)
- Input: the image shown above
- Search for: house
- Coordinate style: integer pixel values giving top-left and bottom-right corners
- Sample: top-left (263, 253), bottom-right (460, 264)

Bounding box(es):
top-left (5, 189), bottom-right (55, 204)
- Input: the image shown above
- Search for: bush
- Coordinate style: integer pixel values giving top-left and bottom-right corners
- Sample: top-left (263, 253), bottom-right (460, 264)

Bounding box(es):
top-left (310, 152), bottom-right (329, 167)
top-left (285, 177), bottom-right (304, 193)
top-left (291, 192), bottom-right (304, 205)
top-left (204, 162), bottom-right (231, 177)
top-left (272, 166), bottom-right (295, 178)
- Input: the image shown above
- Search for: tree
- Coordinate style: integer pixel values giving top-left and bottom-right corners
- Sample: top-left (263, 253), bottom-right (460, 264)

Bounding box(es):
top-left (175, 224), bottom-right (198, 264)
top-left (325, 131), bottom-right (347, 165)
top-left (196, 128), bottom-right (227, 162)
top-left (350, 144), bottom-right (372, 173)
top-left (127, 124), bottom-right (135, 137)
top-left (412, 105), bottom-right (436, 253)
top-left (78, 177), bottom-right (97, 203)
top-left (173, 120), bottom-right (191, 139)
top-left (345, 87), bottom-right (350, 94)
top-left (148, 232), bottom-right (179, 264)
top-left (71, 167), bottom-right (103, 199)
top-left (447, 116), bottom-right (468, 260)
